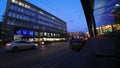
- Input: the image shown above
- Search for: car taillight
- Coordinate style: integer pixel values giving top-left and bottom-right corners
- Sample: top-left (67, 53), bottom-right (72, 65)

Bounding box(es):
top-left (6, 44), bottom-right (12, 46)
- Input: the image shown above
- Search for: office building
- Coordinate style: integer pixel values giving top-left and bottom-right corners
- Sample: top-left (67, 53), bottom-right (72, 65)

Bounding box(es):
top-left (2, 0), bottom-right (67, 44)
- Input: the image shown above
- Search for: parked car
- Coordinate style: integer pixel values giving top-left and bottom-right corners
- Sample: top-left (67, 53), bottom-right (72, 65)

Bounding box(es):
top-left (69, 38), bottom-right (84, 50)
top-left (5, 41), bottom-right (38, 51)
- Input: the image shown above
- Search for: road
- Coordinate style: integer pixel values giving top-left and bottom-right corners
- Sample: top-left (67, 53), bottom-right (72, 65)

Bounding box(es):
top-left (0, 42), bottom-right (72, 68)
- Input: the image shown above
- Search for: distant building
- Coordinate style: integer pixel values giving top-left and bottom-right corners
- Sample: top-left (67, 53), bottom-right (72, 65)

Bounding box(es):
top-left (68, 32), bottom-right (85, 39)
top-left (2, 0), bottom-right (67, 44)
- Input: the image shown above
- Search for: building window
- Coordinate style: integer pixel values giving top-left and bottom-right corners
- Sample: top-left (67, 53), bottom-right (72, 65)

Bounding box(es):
top-left (18, 7), bottom-right (21, 12)
top-left (16, 14), bottom-right (20, 19)
top-left (19, 2), bottom-right (22, 6)
top-left (54, 33), bottom-right (56, 37)
top-left (39, 11), bottom-right (44, 14)
top-left (47, 33), bottom-right (50, 37)
top-left (51, 33), bottom-right (53, 37)
top-left (44, 32), bottom-right (47, 36)
top-left (35, 32), bottom-right (38, 36)
top-left (52, 17), bottom-right (55, 19)
top-left (21, 2), bottom-right (25, 7)
top-left (19, 15), bottom-right (23, 19)
top-left (24, 4), bottom-right (30, 9)
top-left (10, 5), bottom-right (14, 10)
top-left (8, 12), bottom-right (12, 17)
top-left (25, 4), bottom-right (28, 8)
top-left (12, 13), bottom-right (16, 18)
top-left (7, 20), bottom-right (11, 25)
top-left (40, 32), bottom-right (43, 36)
top-left (11, 0), bottom-right (15, 3)
top-left (15, 0), bottom-right (18, 4)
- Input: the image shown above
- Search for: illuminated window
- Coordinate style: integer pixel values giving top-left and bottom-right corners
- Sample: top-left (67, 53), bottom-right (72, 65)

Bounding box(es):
top-left (27, 5), bottom-right (30, 9)
top-left (25, 4), bottom-right (28, 8)
top-left (12, 0), bottom-right (15, 3)
top-left (51, 33), bottom-right (53, 36)
top-left (15, 1), bottom-right (18, 4)
top-left (39, 11), bottom-right (44, 14)
top-left (21, 3), bottom-right (24, 7)
top-left (52, 17), bottom-right (55, 19)
top-left (19, 2), bottom-right (22, 6)
top-left (47, 33), bottom-right (50, 37)
top-left (115, 4), bottom-right (120, 7)
top-left (24, 4), bottom-right (31, 9)
top-left (44, 32), bottom-right (47, 36)
top-left (54, 33), bottom-right (56, 36)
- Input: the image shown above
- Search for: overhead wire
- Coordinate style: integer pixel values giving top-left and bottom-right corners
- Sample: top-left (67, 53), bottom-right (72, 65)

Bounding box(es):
top-left (40, 0), bottom-right (75, 22)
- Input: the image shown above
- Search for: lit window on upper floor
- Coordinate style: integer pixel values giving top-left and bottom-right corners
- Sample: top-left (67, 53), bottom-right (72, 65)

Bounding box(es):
top-left (11, 0), bottom-right (15, 3)
top-left (25, 4), bottom-right (27, 8)
top-left (15, 0), bottom-right (18, 4)
top-left (39, 11), bottom-right (44, 14)
top-left (19, 2), bottom-right (22, 6)
top-left (52, 17), bottom-right (55, 20)
top-left (21, 2), bottom-right (24, 7)
top-left (27, 5), bottom-right (30, 9)
top-left (115, 3), bottom-right (120, 7)
top-left (25, 4), bottom-right (30, 9)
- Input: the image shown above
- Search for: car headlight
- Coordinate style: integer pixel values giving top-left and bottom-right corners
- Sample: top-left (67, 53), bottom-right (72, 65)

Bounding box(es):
top-left (35, 44), bottom-right (38, 46)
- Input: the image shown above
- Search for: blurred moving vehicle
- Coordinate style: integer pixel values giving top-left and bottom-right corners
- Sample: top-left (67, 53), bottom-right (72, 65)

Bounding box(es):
top-left (69, 38), bottom-right (84, 50)
top-left (5, 41), bottom-right (38, 51)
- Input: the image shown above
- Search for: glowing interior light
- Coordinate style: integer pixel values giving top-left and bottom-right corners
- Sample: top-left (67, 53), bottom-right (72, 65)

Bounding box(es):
top-left (39, 11), bottom-right (44, 14)
top-left (12, 0), bottom-right (15, 3)
top-left (115, 4), bottom-right (119, 7)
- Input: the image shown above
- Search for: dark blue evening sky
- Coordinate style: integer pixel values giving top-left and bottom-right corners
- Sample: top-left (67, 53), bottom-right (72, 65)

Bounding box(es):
top-left (0, 0), bottom-right (88, 33)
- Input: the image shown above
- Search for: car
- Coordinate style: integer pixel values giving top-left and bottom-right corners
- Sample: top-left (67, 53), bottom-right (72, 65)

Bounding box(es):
top-left (69, 38), bottom-right (84, 51)
top-left (5, 41), bottom-right (38, 51)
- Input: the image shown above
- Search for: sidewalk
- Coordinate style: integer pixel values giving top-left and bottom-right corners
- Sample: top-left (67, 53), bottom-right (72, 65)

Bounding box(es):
top-left (55, 37), bottom-right (120, 68)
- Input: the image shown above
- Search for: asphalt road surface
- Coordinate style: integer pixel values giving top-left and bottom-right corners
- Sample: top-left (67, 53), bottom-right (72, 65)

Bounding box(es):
top-left (0, 42), bottom-right (73, 68)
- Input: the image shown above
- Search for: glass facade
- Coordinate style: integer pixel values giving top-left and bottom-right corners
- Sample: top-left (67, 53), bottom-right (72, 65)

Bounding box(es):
top-left (93, 0), bottom-right (120, 34)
